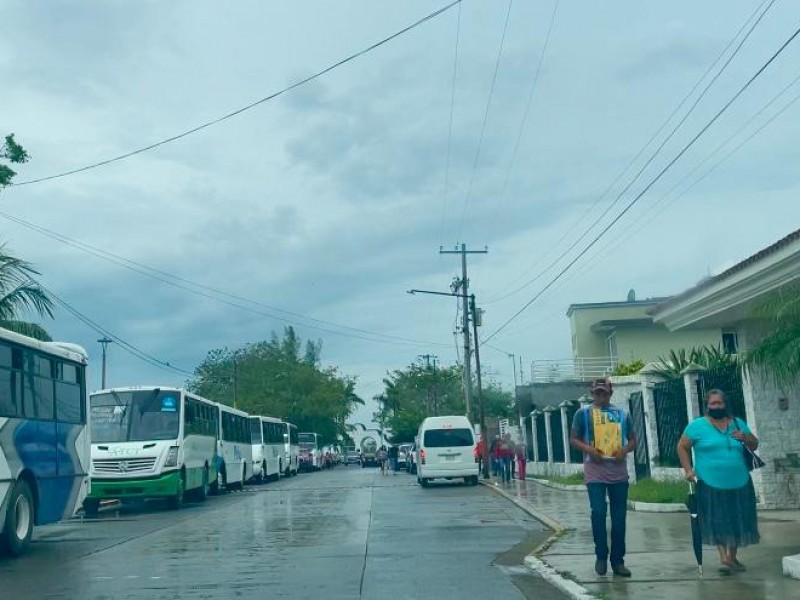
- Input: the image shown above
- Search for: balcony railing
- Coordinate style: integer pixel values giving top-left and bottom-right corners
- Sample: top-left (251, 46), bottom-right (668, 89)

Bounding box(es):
top-left (530, 357), bottom-right (618, 383)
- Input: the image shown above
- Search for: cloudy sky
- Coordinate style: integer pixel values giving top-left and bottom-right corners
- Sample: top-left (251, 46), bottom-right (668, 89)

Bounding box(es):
top-left (2, 0), bottom-right (799, 426)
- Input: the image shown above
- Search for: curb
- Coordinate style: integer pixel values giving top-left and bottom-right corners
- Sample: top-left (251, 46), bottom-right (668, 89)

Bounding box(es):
top-left (524, 555), bottom-right (598, 600)
top-left (480, 481), bottom-right (597, 599)
top-left (627, 500), bottom-right (687, 513)
top-left (530, 478), bottom-right (586, 492)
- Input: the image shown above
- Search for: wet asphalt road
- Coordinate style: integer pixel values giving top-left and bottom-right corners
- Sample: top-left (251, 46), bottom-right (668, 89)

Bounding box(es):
top-left (1, 466), bottom-right (567, 599)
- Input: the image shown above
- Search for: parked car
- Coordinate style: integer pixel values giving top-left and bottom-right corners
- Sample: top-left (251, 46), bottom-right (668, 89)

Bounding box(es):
top-left (344, 450), bottom-right (361, 466)
top-left (416, 416), bottom-right (479, 487)
top-left (398, 443), bottom-right (413, 468)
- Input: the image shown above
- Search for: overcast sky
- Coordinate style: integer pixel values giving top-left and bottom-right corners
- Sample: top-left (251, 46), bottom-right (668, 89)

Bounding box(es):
top-left (2, 1), bottom-right (800, 426)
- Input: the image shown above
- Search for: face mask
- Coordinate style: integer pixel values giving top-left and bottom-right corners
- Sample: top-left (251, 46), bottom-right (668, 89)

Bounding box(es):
top-left (707, 408), bottom-right (727, 419)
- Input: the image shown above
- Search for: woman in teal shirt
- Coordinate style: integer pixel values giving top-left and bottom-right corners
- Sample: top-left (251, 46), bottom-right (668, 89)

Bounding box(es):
top-left (677, 389), bottom-right (760, 574)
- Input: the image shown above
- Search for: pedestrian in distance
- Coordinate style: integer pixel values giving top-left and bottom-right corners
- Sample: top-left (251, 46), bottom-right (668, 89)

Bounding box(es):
top-left (677, 390), bottom-right (761, 575)
top-left (498, 433), bottom-right (514, 483)
top-left (376, 446), bottom-right (388, 475)
top-left (569, 378), bottom-right (637, 578)
top-left (387, 445), bottom-right (399, 475)
top-left (475, 436), bottom-right (486, 474)
top-left (514, 440), bottom-right (527, 481)
top-left (489, 434), bottom-right (501, 477)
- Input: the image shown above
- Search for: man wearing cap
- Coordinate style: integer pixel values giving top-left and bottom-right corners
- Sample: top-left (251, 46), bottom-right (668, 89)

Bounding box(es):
top-left (570, 378), bottom-right (637, 578)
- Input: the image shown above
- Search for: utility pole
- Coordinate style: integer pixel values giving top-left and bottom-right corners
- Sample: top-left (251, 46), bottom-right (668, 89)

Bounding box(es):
top-left (97, 337), bottom-right (113, 389)
top-left (469, 294), bottom-right (490, 480)
top-left (439, 243), bottom-right (488, 419)
top-left (418, 354), bottom-right (439, 417)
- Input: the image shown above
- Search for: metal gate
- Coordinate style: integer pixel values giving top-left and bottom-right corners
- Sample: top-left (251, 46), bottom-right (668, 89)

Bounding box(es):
top-left (697, 365), bottom-right (747, 421)
top-left (653, 377), bottom-right (688, 468)
top-left (551, 410), bottom-right (565, 463)
top-left (628, 391), bottom-right (650, 479)
top-left (535, 413), bottom-right (548, 461)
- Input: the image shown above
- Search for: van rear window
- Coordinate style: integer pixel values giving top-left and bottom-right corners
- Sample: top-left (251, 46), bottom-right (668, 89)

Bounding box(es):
top-left (423, 428), bottom-right (473, 448)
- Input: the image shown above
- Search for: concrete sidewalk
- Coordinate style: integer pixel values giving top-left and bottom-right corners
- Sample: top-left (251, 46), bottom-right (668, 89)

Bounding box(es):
top-left (492, 478), bottom-right (800, 599)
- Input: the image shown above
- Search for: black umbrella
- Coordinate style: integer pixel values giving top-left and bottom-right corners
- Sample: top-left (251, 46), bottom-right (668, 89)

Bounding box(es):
top-left (686, 481), bottom-right (703, 576)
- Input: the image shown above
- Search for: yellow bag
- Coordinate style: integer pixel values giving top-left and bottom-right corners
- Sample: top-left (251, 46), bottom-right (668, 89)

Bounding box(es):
top-left (591, 408), bottom-right (623, 457)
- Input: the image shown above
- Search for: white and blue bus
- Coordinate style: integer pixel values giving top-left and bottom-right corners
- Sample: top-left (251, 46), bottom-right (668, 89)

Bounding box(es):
top-left (215, 403), bottom-right (252, 491)
top-left (0, 328), bottom-right (89, 556)
top-left (261, 416), bottom-right (285, 481)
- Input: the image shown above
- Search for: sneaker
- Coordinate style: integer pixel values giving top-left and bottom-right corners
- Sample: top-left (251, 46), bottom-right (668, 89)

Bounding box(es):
top-left (611, 564), bottom-right (631, 577)
top-left (595, 560), bottom-right (608, 576)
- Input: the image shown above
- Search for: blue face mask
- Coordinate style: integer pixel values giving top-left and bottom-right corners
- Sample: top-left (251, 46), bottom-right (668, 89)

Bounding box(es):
top-left (707, 408), bottom-right (727, 419)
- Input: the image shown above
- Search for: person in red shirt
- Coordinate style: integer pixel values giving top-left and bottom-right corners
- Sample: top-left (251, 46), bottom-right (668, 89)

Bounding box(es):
top-left (497, 434), bottom-right (514, 483)
top-left (515, 441), bottom-right (527, 481)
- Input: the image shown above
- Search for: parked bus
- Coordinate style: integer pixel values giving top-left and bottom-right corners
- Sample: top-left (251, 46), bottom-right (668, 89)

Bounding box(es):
top-left (249, 416), bottom-right (265, 483)
top-left (216, 403), bottom-right (252, 491)
top-left (283, 422), bottom-right (299, 477)
top-left (261, 416), bottom-right (285, 481)
top-left (298, 432), bottom-right (322, 471)
top-left (0, 329), bottom-right (89, 556)
top-left (85, 387), bottom-right (218, 515)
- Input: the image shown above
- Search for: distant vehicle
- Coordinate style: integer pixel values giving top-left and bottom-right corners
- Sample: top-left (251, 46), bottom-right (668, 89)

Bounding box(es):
top-left (416, 416), bottom-right (479, 487)
top-left (0, 330), bottom-right (90, 556)
top-left (298, 432), bottom-right (322, 471)
top-left (283, 422), bottom-right (299, 476)
top-left (250, 416), bottom-right (285, 483)
top-left (344, 449), bottom-right (361, 466)
top-left (406, 444), bottom-right (417, 474)
top-left (216, 403), bottom-right (253, 491)
top-left (360, 436), bottom-right (378, 467)
top-left (398, 443), bottom-right (413, 468)
top-left (86, 387), bottom-right (217, 517)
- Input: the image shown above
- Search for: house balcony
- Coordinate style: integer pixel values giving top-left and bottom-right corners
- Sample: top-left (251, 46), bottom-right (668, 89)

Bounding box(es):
top-left (530, 357), bottom-right (618, 383)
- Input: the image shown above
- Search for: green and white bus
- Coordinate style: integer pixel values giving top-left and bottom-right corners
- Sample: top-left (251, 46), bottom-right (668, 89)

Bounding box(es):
top-left (84, 387), bottom-right (218, 514)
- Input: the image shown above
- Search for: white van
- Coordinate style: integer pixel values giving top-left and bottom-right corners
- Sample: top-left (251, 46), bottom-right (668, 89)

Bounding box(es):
top-left (416, 416), bottom-right (479, 487)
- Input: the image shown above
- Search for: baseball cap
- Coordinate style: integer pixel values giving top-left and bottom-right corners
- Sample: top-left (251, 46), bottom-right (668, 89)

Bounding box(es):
top-left (590, 378), bottom-right (613, 393)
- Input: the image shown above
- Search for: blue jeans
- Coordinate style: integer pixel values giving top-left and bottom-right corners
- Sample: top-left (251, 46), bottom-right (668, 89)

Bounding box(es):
top-left (587, 482), bottom-right (629, 566)
top-left (500, 456), bottom-right (512, 482)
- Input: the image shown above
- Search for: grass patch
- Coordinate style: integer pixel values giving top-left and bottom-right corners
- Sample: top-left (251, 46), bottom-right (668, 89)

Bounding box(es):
top-left (541, 473), bottom-right (585, 486)
top-left (628, 477), bottom-right (687, 504)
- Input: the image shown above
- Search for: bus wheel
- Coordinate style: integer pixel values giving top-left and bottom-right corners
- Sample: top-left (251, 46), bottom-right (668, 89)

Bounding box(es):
top-left (168, 473), bottom-right (185, 510)
top-left (83, 498), bottom-right (100, 517)
top-left (191, 467), bottom-right (209, 502)
top-left (1, 479), bottom-right (34, 557)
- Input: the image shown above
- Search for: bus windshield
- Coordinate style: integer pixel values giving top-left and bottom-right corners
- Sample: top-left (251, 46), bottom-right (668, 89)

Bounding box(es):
top-left (91, 390), bottom-right (181, 443)
top-left (298, 433), bottom-right (317, 448)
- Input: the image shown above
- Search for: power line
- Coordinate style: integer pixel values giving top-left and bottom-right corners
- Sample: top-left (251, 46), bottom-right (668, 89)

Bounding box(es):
top-left (41, 284), bottom-right (194, 376)
top-left (490, 0), bottom-right (560, 222)
top-left (0, 211), bottom-right (451, 349)
top-left (484, 0), bottom-right (775, 304)
top-left (12, 1), bottom-right (463, 187)
top-left (440, 0), bottom-right (463, 247)
top-left (456, 0), bottom-right (514, 241)
top-left (485, 21), bottom-right (800, 343)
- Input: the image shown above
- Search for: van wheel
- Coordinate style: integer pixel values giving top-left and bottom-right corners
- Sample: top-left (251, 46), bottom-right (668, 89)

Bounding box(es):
top-left (419, 478), bottom-right (429, 488)
top-left (1, 479), bottom-right (34, 557)
top-left (83, 498), bottom-right (100, 517)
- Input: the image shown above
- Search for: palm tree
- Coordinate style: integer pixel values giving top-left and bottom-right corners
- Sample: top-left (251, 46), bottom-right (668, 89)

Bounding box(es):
top-left (0, 244), bottom-right (54, 341)
top-left (745, 285), bottom-right (800, 387)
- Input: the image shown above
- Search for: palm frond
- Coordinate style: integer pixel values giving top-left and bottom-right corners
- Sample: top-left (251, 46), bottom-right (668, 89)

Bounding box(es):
top-left (0, 320), bottom-right (53, 341)
top-left (0, 281), bottom-right (54, 320)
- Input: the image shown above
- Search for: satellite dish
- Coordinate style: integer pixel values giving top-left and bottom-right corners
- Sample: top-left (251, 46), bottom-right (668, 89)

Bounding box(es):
top-left (627, 289), bottom-right (636, 302)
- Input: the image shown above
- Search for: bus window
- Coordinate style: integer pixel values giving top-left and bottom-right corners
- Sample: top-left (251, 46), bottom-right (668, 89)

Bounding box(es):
top-left (56, 380), bottom-right (82, 423)
top-left (34, 375), bottom-right (55, 420)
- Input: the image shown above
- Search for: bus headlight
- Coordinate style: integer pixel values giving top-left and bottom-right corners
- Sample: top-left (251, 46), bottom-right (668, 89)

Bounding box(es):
top-left (164, 446), bottom-right (179, 468)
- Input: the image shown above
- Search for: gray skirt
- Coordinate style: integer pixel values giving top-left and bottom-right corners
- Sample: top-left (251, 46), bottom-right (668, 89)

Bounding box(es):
top-left (697, 479), bottom-right (760, 547)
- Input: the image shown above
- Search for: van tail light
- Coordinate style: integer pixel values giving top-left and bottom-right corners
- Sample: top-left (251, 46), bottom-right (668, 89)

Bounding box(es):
top-left (420, 449), bottom-right (426, 465)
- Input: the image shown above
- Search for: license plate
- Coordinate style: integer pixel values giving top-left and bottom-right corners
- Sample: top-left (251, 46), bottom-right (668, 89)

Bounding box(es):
top-left (445, 454), bottom-right (457, 462)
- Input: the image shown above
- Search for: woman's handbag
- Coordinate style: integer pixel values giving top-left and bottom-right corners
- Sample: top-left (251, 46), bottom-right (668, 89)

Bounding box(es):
top-left (734, 419), bottom-right (766, 471)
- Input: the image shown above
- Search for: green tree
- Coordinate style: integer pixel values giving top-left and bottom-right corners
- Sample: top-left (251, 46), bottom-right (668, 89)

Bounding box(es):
top-left (188, 327), bottom-right (363, 445)
top-left (375, 363), bottom-right (515, 443)
top-left (0, 134), bottom-right (29, 189)
top-left (745, 285), bottom-right (800, 387)
top-left (0, 245), bottom-right (54, 341)
top-left (654, 345), bottom-right (737, 379)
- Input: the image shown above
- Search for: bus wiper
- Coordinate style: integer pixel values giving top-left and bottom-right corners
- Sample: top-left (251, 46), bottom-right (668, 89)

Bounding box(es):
top-left (110, 390), bottom-right (127, 424)
top-left (138, 388), bottom-right (162, 413)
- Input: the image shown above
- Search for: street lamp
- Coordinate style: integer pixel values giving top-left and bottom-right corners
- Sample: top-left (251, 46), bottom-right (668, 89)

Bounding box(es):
top-left (407, 288), bottom-right (490, 480)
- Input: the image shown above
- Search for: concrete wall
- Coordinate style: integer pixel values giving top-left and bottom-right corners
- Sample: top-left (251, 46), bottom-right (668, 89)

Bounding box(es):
top-left (569, 303), bottom-right (722, 363)
top-left (740, 321), bottom-right (800, 509)
top-left (615, 326), bottom-right (723, 363)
